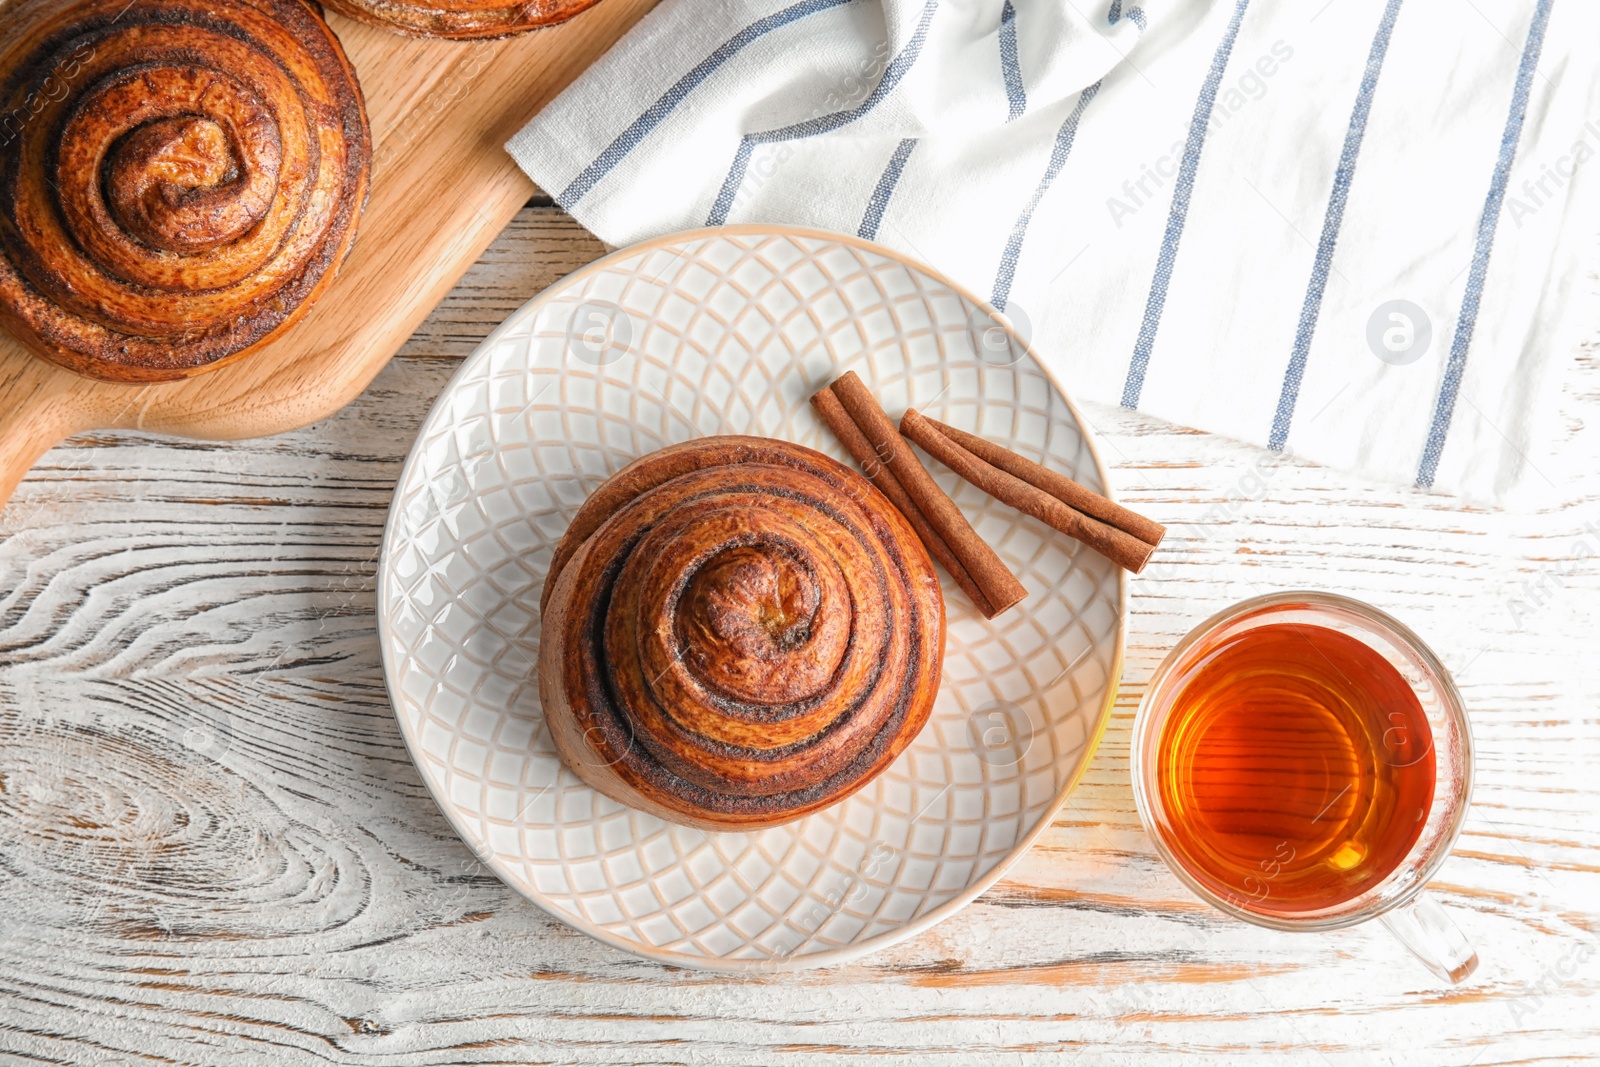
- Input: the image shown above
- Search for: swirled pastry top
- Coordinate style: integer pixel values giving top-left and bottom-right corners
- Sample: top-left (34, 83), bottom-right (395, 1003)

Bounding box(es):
top-left (0, 0), bottom-right (370, 382)
top-left (538, 437), bottom-right (946, 831)
top-left (321, 0), bottom-right (601, 39)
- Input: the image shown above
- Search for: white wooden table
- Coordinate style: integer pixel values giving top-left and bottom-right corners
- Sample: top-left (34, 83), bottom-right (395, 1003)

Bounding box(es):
top-left (2, 203), bottom-right (1597, 1066)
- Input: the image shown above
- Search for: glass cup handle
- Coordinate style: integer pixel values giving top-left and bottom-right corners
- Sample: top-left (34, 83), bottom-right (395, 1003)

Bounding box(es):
top-left (1379, 890), bottom-right (1479, 983)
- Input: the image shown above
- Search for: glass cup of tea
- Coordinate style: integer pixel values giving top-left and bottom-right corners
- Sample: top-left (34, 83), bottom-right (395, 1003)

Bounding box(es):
top-left (1130, 591), bottom-right (1477, 982)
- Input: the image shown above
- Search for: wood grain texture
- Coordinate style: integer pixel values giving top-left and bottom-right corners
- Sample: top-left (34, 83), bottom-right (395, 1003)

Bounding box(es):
top-left (1, 208), bottom-right (1598, 1066)
top-left (0, 0), bottom-right (658, 509)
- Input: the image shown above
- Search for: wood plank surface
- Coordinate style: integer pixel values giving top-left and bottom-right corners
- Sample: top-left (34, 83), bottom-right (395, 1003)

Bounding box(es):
top-left (0, 0), bottom-right (659, 510)
top-left (1, 206), bottom-right (1597, 1066)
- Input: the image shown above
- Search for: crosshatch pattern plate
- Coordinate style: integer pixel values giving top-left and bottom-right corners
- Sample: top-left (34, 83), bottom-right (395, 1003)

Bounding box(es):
top-left (377, 226), bottom-right (1127, 971)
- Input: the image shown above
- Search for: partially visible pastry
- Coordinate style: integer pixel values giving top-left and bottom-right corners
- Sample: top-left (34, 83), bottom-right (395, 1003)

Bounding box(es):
top-left (539, 437), bottom-right (946, 831)
top-left (0, 0), bottom-right (370, 382)
top-left (321, 0), bottom-right (601, 39)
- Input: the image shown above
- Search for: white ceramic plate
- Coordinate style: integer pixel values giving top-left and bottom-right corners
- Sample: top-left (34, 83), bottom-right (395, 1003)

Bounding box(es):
top-left (378, 227), bottom-right (1126, 971)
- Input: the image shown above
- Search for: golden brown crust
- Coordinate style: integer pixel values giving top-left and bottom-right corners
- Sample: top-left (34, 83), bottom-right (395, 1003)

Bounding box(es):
top-left (321, 0), bottom-right (601, 39)
top-left (538, 437), bottom-right (946, 831)
top-left (0, 0), bottom-right (371, 383)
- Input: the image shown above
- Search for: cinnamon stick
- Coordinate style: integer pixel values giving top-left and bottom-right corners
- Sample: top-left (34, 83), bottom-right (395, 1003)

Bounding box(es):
top-left (901, 408), bottom-right (1158, 574)
top-left (811, 387), bottom-right (996, 617)
top-left (920, 415), bottom-right (1166, 548)
top-left (828, 373), bottom-right (1027, 618)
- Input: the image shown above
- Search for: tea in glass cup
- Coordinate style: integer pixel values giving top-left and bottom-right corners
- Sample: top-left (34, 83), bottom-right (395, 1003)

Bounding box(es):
top-left (1132, 592), bottom-right (1477, 982)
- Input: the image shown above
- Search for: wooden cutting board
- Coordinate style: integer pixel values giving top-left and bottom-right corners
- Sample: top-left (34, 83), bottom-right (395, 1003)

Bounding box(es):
top-left (0, 0), bottom-right (659, 511)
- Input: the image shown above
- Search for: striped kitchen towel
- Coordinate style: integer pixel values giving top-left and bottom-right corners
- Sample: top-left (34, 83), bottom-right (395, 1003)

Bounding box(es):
top-left (507, 0), bottom-right (1600, 502)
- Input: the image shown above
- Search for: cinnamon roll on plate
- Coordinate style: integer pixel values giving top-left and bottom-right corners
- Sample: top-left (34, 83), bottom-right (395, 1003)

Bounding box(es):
top-left (539, 436), bottom-right (946, 832)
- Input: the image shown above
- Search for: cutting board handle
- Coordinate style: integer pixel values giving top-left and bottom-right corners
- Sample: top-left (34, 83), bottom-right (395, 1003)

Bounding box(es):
top-left (0, 376), bottom-right (83, 517)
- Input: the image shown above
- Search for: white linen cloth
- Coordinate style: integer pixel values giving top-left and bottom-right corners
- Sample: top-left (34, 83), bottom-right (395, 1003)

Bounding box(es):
top-left (508, 0), bottom-right (1600, 501)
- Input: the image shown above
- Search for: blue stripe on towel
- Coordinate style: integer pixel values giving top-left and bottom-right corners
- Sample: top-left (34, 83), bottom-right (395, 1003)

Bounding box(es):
top-left (707, 0), bottom-right (941, 226)
top-left (1109, 0), bottom-right (1147, 31)
top-left (1000, 1), bottom-right (1026, 121)
top-left (1121, 0), bottom-right (1251, 409)
top-left (706, 141), bottom-right (757, 228)
top-left (557, 0), bottom-right (858, 208)
top-left (1415, 0), bottom-right (1554, 488)
top-left (1267, 0), bottom-right (1405, 452)
top-left (859, 138), bottom-right (919, 241)
top-left (991, 82), bottom-right (1102, 312)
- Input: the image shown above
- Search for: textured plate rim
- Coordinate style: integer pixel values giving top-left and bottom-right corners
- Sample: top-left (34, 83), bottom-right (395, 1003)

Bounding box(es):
top-left (376, 224), bottom-right (1129, 972)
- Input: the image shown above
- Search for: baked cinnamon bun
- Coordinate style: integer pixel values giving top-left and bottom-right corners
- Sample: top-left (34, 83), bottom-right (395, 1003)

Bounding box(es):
top-left (539, 437), bottom-right (945, 831)
top-left (321, 0), bottom-right (601, 39)
top-left (0, 0), bottom-right (370, 382)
